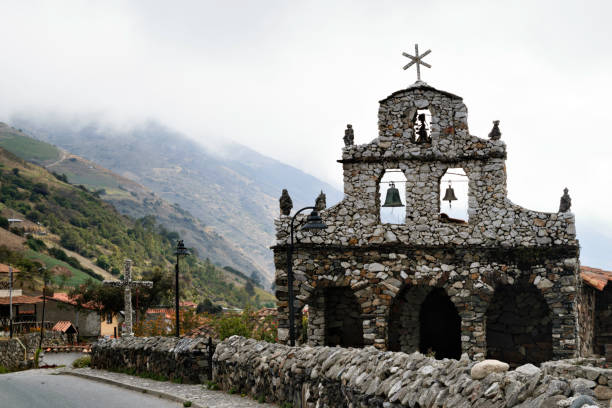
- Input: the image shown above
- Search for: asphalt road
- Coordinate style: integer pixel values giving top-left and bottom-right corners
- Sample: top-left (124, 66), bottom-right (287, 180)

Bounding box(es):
top-left (0, 369), bottom-right (182, 408)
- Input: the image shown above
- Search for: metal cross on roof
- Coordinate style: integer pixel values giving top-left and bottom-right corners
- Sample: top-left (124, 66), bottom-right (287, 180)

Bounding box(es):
top-left (402, 44), bottom-right (432, 81)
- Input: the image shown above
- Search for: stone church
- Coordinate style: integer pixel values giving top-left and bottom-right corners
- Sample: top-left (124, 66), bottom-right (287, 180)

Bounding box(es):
top-left (273, 75), bottom-right (605, 366)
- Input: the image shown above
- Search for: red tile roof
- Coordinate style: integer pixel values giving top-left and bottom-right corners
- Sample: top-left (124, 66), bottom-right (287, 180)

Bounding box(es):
top-left (581, 266), bottom-right (612, 291)
top-left (0, 264), bottom-right (20, 274)
top-left (0, 295), bottom-right (42, 305)
top-left (52, 321), bottom-right (77, 333)
top-left (44, 292), bottom-right (100, 311)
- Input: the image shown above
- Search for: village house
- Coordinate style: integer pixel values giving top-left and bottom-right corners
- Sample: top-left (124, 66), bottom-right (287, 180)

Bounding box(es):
top-left (273, 78), bottom-right (610, 366)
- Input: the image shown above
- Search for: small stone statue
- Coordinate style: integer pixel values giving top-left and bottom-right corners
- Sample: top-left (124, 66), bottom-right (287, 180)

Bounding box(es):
top-left (315, 190), bottom-right (326, 211)
top-left (488, 120), bottom-right (502, 140)
top-left (559, 188), bottom-right (571, 212)
top-left (279, 189), bottom-right (293, 216)
top-left (343, 124), bottom-right (354, 147)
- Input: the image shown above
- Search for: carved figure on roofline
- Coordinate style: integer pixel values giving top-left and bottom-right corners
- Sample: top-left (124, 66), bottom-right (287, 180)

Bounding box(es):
top-left (343, 124), bottom-right (354, 147)
top-left (559, 188), bottom-right (571, 212)
top-left (279, 189), bottom-right (293, 216)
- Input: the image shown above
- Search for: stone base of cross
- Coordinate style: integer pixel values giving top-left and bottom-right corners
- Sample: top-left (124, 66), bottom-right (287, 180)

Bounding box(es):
top-left (103, 259), bottom-right (153, 337)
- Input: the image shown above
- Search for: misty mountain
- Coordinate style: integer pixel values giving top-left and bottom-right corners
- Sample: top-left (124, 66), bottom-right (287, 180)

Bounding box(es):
top-left (11, 117), bottom-right (344, 282)
top-left (0, 122), bottom-right (267, 281)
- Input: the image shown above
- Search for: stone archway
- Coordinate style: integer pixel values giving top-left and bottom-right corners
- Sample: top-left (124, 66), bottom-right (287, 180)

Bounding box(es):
top-left (419, 288), bottom-right (462, 359)
top-left (387, 285), bottom-right (461, 359)
top-left (323, 287), bottom-right (363, 348)
top-left (486, 281), bottom-right (552, 366)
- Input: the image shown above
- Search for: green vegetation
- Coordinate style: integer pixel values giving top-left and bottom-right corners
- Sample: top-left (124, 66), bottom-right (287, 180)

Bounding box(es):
top-left (0, 366), bottom-right (10, 374)
top-left (0, 125), bottom-right (61, 165)
top-left (72, 356), bottom-right (91, 368)
top-left (183, 402), bottom-right (192, 407)
top-left (0, 146), bottom-right (274, 308)
top-left (211, 308), bottom-right (277, 343)
top-left (34, 348), bottom-right (42, 368)
top-left (25, 249), bottom-right (100, 286)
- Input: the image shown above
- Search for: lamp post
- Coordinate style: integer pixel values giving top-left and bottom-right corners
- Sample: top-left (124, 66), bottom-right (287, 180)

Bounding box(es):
top-left (9, 264), bottom-right (13, 339)
top-left (39, 268), bottom-right (48, 350)
top-left (174, 240), bottom-right (189, 337)
top-left (287, 207), bottom-right (326, 346)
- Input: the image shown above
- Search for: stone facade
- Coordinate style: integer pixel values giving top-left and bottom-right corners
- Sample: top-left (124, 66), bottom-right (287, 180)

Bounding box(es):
top-left (91, 336), bottom-right (215, 384)
top-left (273, 81), bottom-right (581, 364)
top-left (214, 336), bottom-right (612, 408)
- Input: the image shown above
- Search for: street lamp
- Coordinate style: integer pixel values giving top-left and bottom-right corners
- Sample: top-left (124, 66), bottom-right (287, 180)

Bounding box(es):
top-left (174, 240), bottom-right (189, 337)
top-left (287, 207), bottom-right (327, 346)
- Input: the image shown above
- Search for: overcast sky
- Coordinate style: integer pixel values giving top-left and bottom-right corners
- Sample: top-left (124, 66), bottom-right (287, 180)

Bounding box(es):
top-left (0, 1), bottom-right (610, 265)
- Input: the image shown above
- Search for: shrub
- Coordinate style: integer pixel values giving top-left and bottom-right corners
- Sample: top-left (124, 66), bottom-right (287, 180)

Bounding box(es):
top-left (0, 216), bottom-right (8, 229)
top-left (72, 356), bottom-right (91, 368)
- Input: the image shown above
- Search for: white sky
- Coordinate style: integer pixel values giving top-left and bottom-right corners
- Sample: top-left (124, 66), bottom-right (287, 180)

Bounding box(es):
top-left (0, 0), bottom-right (611, 248)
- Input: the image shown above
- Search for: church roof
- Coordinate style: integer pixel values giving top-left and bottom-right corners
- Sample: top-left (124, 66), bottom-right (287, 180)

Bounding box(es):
top-left (379, 81), bottom-right (463, 104)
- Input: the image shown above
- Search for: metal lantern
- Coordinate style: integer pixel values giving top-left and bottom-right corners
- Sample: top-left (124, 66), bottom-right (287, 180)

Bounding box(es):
top-left (382, 182), bottom-right (404, 207)
top-left (302, 209), bottom-right (327, 230)
top-left (442, 182), bottom-right (458, 208)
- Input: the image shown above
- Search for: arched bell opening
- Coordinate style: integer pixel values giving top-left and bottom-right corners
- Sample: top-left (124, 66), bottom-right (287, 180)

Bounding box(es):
top-left (379, 169), bottom-right (407, 224)
top-left (387, 285), bottom-right (461, 359)
top-left (419, 287), bottom-right (462, 359)
top-left (324, 287), bottom-right (363, 348)
top-left (486, 281), bottom-right (552, 366)
top-left (439, 167), bottom-right (469, 223)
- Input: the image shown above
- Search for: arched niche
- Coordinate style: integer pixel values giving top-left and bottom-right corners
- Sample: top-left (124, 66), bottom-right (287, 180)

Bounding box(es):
top-left (388, 285), bottom-right (461, 359)
top-left (486, 281), bottom-right (552, 366)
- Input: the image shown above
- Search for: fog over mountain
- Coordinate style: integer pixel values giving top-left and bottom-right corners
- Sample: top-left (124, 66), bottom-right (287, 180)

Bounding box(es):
top-left (11, 116), bottom-right (344, 282)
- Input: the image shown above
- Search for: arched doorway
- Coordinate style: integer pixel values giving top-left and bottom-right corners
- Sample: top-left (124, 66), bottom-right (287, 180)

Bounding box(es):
top-left (387, 286), bottom-right (461, 359)
top-left (324, 287), bottom-right (363, 348)
top-left (419, 288), bottom-right (462, 359)
top-left (486, 281), bottom-right (552, 366)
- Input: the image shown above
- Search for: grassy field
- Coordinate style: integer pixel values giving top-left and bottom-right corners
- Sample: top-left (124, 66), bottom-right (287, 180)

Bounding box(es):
top-left (23, 249), bottom-right (100, 287)
top-left (0, 127), bottom-right (61, 164)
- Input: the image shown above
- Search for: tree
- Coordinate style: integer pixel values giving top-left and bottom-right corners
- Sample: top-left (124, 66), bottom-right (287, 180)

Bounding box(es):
top-left (196, 298), bottom-right (222, 314)
top-left (0, 216), bottom-right (8, 230)
top-left (250, 271), bottom-right (262, 287)
top-left (245, 280), bottom-right (255, 297)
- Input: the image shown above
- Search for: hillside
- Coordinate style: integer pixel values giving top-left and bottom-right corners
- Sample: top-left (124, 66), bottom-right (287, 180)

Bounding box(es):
top-left (0, 146), bottom-right (274, 307)
top-left (0, 122), bottom-right (268, 282)
top-left (9, 118), bottom-right (344, 282)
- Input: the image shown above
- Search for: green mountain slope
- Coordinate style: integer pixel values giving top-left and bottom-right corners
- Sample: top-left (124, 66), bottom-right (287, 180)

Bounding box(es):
top-left (0, 122), bottom-right (267, 283)
top-left (10, 119), bottom-right (344, 283)
top-left (0, 146), bottom-right (274, 307)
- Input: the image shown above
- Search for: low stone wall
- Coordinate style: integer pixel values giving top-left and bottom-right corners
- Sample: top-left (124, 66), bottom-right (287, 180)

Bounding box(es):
top-left (91, 336), bottom-right (215, 384)
top-left (0, 331), bottom-right (67, 370)
top-left (214, 336), bottom-right (612, 408)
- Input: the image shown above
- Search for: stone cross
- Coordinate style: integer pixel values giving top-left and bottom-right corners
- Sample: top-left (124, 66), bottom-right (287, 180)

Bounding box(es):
top-left (103, 259), bottom-right (153, 337)
top-left (402, 44), bottom-right (432, 81)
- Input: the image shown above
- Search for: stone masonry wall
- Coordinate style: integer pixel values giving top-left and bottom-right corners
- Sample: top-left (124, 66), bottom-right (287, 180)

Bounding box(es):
top-left (91, 336), bottom-right (215, 384)
top-left (214, 336), bottom-right (612, 408)
top-left (0, 331), bottom-right (67, 370)
top-left (275, 245), bottom-right (580, 361)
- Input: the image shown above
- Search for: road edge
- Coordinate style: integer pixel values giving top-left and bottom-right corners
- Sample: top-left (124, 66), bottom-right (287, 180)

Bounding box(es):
top-left (59, 370), bottom-right (204, 408)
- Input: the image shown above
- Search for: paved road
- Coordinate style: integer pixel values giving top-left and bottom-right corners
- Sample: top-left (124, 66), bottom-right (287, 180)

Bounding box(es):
top-left (0, 369), bottom-right (182, 408)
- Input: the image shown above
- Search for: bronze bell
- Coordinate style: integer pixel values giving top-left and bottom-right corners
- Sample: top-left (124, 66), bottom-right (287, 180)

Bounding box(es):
top-left (442, 182), bottom-right (458, 208)
top-left (382, 182), bottom-right (403, 207)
